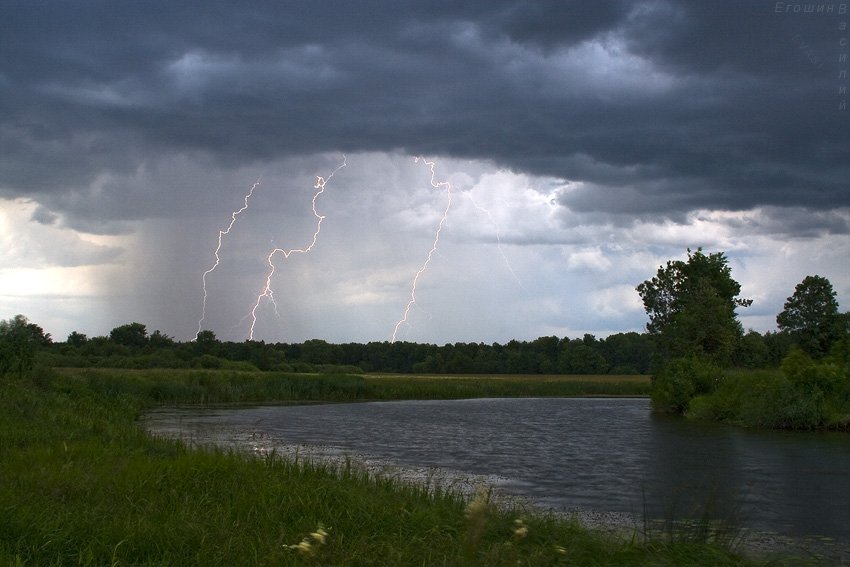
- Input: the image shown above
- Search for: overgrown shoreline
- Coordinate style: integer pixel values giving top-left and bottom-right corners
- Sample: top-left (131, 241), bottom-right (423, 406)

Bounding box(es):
top-left (0, 367), bottom-right (771, 566)
top-left (144, 410), bottom-right (850, 564)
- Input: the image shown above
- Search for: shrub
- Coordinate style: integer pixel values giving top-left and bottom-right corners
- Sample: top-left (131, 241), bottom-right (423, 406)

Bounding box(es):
top-left (651, 357), bottom-right (724, 414)
top-left (289, 362), bottom-right (317, 373)
top-left (688, 351), bottom-right (850, 429)
top-left (191, 354), bottom-right (225, 369)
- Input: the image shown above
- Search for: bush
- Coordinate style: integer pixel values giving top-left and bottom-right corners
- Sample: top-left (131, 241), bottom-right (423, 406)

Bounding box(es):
top-left (651, 357), bottom-right (724, 414)
top-left (687, 350), bottom-right (850, 429)
top-left (289, 362), bottom-right (317, 373)
top-left (191, 354), bottom-right (225, 369)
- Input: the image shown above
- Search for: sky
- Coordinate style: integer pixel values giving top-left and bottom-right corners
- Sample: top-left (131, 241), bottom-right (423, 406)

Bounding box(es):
top-left (1, 1), bottom-right (848, 345)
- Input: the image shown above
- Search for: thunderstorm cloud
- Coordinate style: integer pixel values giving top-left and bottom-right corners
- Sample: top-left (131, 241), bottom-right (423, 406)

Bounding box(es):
top-left (1, 1), bottom-right (848, 342)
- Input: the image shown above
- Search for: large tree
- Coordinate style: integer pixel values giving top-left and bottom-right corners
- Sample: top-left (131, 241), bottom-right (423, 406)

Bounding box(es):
top-left (636, 249), bottom-right (752, 365)
top-left (0, 315), bottom-right (49, 378)
top-left (776, 275), bottom-right (843, 357)
top-left (109, 322), bottom-right (149, 348)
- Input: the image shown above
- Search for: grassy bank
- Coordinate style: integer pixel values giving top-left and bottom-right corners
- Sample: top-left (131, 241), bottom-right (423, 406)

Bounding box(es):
top-left (55, 367), bottom-right (651, 404)
top-left (1, 368), bottom-right (752, 565)
top-left (365, 373), bottom-right (651, 399)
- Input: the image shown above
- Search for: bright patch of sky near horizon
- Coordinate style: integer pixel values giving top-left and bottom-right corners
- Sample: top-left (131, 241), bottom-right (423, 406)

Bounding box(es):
top-left (2, 152), bottom-right (848, 344)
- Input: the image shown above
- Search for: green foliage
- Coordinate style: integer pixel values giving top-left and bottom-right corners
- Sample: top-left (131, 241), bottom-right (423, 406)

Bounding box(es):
top-left (732, 331), bottom-right (769, 368)
top-left (109, 322), bottom-right (149, 348)
top-left (776, 275), bottom-right (844, 358)
top-left (149, 329), bottom-right (175, 349)
top-left (560, 343), bottom-right (609, 374)
top-left (317, 363), bottom-right (365, 375)
top-left (66, 330), bottom-right (88, 347)
top-left (194, 329), bottom-right (219, 354)
top-left (761, 331), bottom-right (794, 367)
top-left (66, 368), bottom-right (649, 405)
top-left (687, 348), bottom-right (850, 429)
top-left (651, 357), bottom-right (724, 414)
top-left (0, 369), bottom-right (749, 565)
top-left (0, 315), bottom-right (46, 378)
top-left (366, 375), bottom-right (650, 400)
top-left (77, 369), bottom-right (377, 404)
top-left (191, 353), bottom-right (226, 369)
top-left (45, 325), bottom-right (659, 376)
top-left (637, 249), bottom-right (751, 365)
top-left (687, 371), bottom-right (795, 428)
top-left (828, 335), bottom-right (850, 369)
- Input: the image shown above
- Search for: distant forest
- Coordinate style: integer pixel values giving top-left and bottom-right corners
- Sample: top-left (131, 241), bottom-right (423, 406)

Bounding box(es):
top-left (6, 251), bottom-right (849, 430)
top-left (31, 323), bottom-right (794, 375)
top-left (3, 251), bottom-right (845, 379)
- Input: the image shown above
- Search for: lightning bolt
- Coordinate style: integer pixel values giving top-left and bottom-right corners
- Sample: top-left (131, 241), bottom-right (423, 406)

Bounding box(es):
top-left (391, 157), bottom-right (453, 343)
top-left (467, 193), bottom-right (525, 289)
top-left (247, 156), bottom-right (347, 340)
top-left (196, 178), bottom-right (261, 340)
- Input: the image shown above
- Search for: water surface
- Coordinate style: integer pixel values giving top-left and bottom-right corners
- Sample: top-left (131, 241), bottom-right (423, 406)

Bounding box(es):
top-left (143, 397), bottom-right (850, 541)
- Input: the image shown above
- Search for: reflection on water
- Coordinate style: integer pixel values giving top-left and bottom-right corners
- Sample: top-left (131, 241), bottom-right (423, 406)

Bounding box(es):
top-left (142, 398), bottom-right (850, 540)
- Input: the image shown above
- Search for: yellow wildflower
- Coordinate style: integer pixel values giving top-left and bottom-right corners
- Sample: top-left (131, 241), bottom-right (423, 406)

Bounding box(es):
top-left (513, 526), bottom-right (528, 539)
top-left (310, 528), bottom-right (328, 545)
top-left (297, 540), bottom-right (313, 554)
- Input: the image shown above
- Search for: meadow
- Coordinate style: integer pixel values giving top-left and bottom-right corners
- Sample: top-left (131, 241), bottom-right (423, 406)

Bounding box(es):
top-left (0, 367), bottom-right (771, 565)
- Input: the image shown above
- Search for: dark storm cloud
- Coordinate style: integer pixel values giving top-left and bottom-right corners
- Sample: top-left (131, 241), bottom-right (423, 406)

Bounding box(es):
top-left (30, 205), bottom-right (59, 225)
top-left (1, 1), bottom-right (847, 233)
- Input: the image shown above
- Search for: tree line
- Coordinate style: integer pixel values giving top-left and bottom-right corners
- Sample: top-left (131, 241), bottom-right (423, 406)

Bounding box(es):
top-left (2, 249), bottom-right (847, 401)
top-left (24, 324), bottom-right (663, 375)
top-left (4, 248), bottom-right (848, 435)
top-left (637, 249), bottom-right (849, 429)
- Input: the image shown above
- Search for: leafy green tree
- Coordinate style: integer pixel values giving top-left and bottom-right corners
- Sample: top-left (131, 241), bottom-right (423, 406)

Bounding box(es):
top-left (732, 330), bottom-right (769, 368)
top-left (66, 331), bottom-right (88, 347)
top-left (776, 275), bottom-right (843, 358)
top-left (109, 322), bottom-right (149, 348)
top-left (636, 248), bottom-right (752, 365)
top-left (558, 339), bottom-right (609, 374)
top-left (445, 352), bottom-right (474, 373)
top-left (600, 332), bottom-right (655, 374)
top-left (149, 329), bottom-right (175, 349)
top-left (194, 329), bottom-right (220, 355)
top-left (0, 315), bottom-right (44, 378)
top-left (762, 330), bottom-right (793, 366)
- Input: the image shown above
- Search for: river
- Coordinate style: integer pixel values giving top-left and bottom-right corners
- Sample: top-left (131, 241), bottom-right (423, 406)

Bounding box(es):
top-left (142, 397), bottom-right (850, 548)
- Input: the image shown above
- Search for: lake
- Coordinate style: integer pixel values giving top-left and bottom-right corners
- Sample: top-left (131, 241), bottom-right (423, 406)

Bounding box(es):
top-left (142, 397), bottom-right (850, 544)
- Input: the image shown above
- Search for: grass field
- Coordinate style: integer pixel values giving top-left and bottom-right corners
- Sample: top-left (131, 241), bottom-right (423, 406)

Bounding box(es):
top-left (362, 372), bottom-right (651, 400)
top-left (50, 367), bottom-right (652, 404)
top-left (366, 373), bottom-right (651, 382)
top-left (0, 367), bottom-right (761, 565)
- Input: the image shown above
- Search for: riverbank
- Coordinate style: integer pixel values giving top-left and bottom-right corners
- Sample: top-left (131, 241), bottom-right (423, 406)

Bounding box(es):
top-left (0, 368), bottom-right (786, 564)
top-left (143, 410), bottom-right (850, 565)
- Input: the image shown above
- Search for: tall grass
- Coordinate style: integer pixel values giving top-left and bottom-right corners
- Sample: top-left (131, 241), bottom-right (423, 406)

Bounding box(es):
top-left (365, 374), bottom-right (650, 399)
top-left (75, 367), bottom-right (376, 404)
top-left (0, 368), bottom-right (750, 565)
top-left (58, 367), bottom-right (650, 405)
